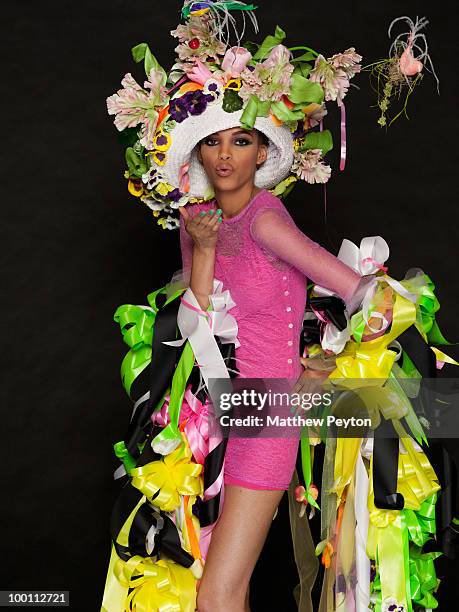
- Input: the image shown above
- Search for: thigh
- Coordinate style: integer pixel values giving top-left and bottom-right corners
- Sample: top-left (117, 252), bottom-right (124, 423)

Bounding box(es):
top-left (198, 484), bottom-right (285, 607)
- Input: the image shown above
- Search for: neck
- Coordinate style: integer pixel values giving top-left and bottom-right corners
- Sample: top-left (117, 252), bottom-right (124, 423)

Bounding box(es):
top-left (214, 182), bottom-right (261, 219)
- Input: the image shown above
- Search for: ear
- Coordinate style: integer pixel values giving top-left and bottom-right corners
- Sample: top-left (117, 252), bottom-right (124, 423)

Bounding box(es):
top-left (256, 143), bottom-right (268, 167)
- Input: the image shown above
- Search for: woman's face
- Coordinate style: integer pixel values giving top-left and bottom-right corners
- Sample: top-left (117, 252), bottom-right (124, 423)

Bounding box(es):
top-left (198, 127), bottom-right (268, 193)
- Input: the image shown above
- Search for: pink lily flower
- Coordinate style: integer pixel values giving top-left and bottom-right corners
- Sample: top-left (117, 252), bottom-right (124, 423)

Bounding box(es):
top-left (187, 59), bottom-right (223, 85)
top-left (221, 46), bottom-right (253, 78)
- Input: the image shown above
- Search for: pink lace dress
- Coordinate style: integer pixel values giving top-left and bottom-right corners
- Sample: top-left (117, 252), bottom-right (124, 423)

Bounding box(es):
top-left (179, 189), bottom-right (367, 490)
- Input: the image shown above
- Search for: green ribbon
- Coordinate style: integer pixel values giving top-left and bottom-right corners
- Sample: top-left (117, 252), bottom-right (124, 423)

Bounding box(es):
top-left (240, 95), bottom-right (271, 129)
top-left (151, 340), bottom-right (196, 450)
top-left (299, 435), bottom-right (320, 510)
top-left (182, 2), bottom-right (258, 20)
top-left (113, 441), bottom-right (137, 474)
top-left (371, 494), bottom-right (441, 611)
top-left (114, 284), bottom-right (186, 397)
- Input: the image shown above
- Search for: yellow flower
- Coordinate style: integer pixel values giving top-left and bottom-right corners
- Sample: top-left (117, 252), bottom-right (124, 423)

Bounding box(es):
top-left (153, 130), bottom-right (172, 152)
top-left (127, 178), bottom-right (144, 197)
top-left (148, 150), bottom-right (167, 166)
top-left (225, 78), bottom-right (242, 91)
top-left (156, 182), bottom-right (174, 196)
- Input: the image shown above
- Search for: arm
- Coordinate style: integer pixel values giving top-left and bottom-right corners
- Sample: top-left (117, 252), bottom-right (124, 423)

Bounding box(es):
top-left (179, 208), bottom-right (219, 311)
top-left (250, 209), bottom-right (370, 312)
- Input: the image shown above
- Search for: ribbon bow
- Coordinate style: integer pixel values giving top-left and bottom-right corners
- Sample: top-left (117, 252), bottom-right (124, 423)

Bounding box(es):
top-left (152, 385), bottom-right (211, 465)
top-left (130, 436), bottom-right (203, 512)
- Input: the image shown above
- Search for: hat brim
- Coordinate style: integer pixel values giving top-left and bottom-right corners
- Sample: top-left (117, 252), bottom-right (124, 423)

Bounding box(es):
top-left (160, 102), bottom-right (294, 199)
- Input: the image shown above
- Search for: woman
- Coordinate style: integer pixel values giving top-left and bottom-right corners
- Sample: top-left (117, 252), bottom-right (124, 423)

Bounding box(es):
top-left (104, 4), bottom-right (451, 611)
top-left (178, 124), bottom-right (368, 611)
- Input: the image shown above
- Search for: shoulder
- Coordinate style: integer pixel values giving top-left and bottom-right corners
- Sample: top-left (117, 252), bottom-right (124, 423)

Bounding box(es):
top-left (249, 190), bottom-right (295, 240)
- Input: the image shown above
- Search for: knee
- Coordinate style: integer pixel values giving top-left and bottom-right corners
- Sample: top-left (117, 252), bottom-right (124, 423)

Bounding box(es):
top-left (197, 581), bottom-right (247, 612)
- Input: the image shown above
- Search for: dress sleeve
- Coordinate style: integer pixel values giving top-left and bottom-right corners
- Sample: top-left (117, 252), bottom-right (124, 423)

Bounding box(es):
top-left (250, 208), bottom-right (372, 313)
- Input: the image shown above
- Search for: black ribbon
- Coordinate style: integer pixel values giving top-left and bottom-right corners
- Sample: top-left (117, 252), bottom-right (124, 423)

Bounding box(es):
top-left (109, 290), bottom-right (241, 566)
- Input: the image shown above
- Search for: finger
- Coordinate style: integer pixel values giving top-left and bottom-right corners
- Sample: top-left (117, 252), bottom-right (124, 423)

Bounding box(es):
top-left (178, 206), bottom-right (190, 222)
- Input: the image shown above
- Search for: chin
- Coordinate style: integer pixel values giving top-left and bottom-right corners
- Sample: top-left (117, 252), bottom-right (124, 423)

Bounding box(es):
top-left (211, 174), bottom-right (253, 193)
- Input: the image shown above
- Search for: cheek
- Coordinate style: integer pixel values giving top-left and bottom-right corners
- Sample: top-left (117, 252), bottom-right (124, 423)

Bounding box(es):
top-left (235, 147), bottom-right (259, 170)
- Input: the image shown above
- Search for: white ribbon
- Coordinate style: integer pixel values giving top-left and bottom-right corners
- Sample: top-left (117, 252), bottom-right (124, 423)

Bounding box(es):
top-left (354, 442), bottom-right (371, 612)
top-left (145, 512), bottom-right (164, 555)
top-left (311, 236), bottom-right (419, 353)
top-left (162, 278), bottom-right (239, 395)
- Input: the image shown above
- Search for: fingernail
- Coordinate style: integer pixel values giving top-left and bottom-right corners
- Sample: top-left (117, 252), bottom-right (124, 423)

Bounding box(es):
top-left (216, 209), bottom-right (222, 216)
top-left (199, 211), bottom-right (206, 216)
top-left (218, 217), bottom-right (222, 223)
top-left (208, 209), bottom-right (214, 215)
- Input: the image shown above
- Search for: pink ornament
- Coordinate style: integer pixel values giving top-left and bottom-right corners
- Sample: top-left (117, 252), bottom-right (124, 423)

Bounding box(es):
top-left (399, 43), bottom-right (423, 76)
top-left (221, 46), bottom-right (252, 78)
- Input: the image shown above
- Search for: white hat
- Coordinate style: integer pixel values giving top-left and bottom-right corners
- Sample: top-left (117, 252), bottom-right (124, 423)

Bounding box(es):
top-left (161, 102), bottom-right (295, 199)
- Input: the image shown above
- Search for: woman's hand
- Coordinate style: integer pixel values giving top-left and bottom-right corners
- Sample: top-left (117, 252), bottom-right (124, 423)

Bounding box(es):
top-left (292, 357), bottom-right (331, 400)
top-left (179, 206), bottom-right (221, 251)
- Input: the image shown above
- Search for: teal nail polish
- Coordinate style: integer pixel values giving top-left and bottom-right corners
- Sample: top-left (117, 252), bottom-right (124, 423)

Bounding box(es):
top-left (218, 217), bottom-right (222, 223)
top-left (199, 211), bottom-right (206, 216)
top-left (216, 209), bottom-right (222, 216)
top-left (208, 209), bottom-right (214, 215)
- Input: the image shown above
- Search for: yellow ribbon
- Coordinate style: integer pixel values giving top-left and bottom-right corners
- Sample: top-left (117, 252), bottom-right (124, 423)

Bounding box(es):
top-left (130, 436), bottom-right (203, 512)
top-left (327, 289), bottom-right (416, 387)
top-left (101, 547), bottom-right (197, 612)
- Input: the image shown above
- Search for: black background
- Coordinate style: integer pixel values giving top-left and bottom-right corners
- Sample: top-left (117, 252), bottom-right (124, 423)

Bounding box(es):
top-left (3, 0), bottom-right (458, 610)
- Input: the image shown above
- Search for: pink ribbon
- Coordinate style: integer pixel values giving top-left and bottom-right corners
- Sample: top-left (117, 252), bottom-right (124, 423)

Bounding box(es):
top-left (337, 98), bottom-right (347, 171)
top-left (361, 256), bottom-right (388, 274)
top-left (152, 385), bottom-right (211, 465)
top-left (180, 296), bottom-right (213, 330)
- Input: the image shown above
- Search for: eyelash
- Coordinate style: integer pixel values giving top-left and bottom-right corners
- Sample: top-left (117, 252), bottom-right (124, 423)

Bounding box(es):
top-left (203, 138), bottom-right (252, 146)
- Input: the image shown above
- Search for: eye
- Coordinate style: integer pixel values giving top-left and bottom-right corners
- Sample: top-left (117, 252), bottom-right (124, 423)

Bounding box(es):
top-left (234, 137), bottom-right (252, 146)
top-left (202, 137), bottom-right (218, 146)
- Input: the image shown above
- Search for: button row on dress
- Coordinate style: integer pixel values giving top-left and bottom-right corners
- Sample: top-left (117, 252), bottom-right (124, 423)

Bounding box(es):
top-left (283, 275), bottom-right (293, 362)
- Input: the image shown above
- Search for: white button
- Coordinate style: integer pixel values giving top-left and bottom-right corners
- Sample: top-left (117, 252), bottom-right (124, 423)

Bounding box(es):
top-left (286, 306), bottom-right (291, 312)
top-left (287, 358), bottom-right (293, 364)
top-left (288, 340), bottom-right (293, 346)
top-left (288, 323), bottom-right (293, 329)
top-left (282, 276), bottom-right (287, 281)
top-left (284, 290), bottom-right (289, 296)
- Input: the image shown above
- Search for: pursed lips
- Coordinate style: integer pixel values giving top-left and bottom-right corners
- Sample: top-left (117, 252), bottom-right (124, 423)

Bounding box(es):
top-left (215, 163), bottom-right (234, 177)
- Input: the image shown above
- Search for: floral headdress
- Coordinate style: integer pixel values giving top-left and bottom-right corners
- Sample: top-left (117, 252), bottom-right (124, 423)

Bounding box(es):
top-left (107, 1), bottom-right (362, 229)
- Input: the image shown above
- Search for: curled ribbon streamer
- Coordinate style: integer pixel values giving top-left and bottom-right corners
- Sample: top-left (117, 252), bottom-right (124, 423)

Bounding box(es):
top-left (130, 436), bottom-right (203, 512)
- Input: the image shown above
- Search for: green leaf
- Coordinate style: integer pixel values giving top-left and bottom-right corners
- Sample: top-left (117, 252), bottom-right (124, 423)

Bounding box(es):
top-left (300, 130), bottom-right (334, 156)
top-left (131, 43), bottom-right (166, 83)
top-left (253, 25), bottom-right (286, 60)
top-left (131, 43), bottom-right (149, 64)
top-left (242, 40), bottom-right (258, 55)
top-left (291, 52), bottom-right (315, 63)
top-left (293, 63), bottom-right (312, 78)
top-left (270, 101), bottom-right (304, 122)
top-left (289, 73), bottom-right (324, 104)
top-left (222, 89), bottom-right (244, 113)
top-left (117, 127), bottom-right (139, 147)
top-left (125, 147), bottom-right (147, 178)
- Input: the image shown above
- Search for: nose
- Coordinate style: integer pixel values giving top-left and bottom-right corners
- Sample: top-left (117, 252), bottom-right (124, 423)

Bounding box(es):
top-left (218, 144), bottom-right (232, 160)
